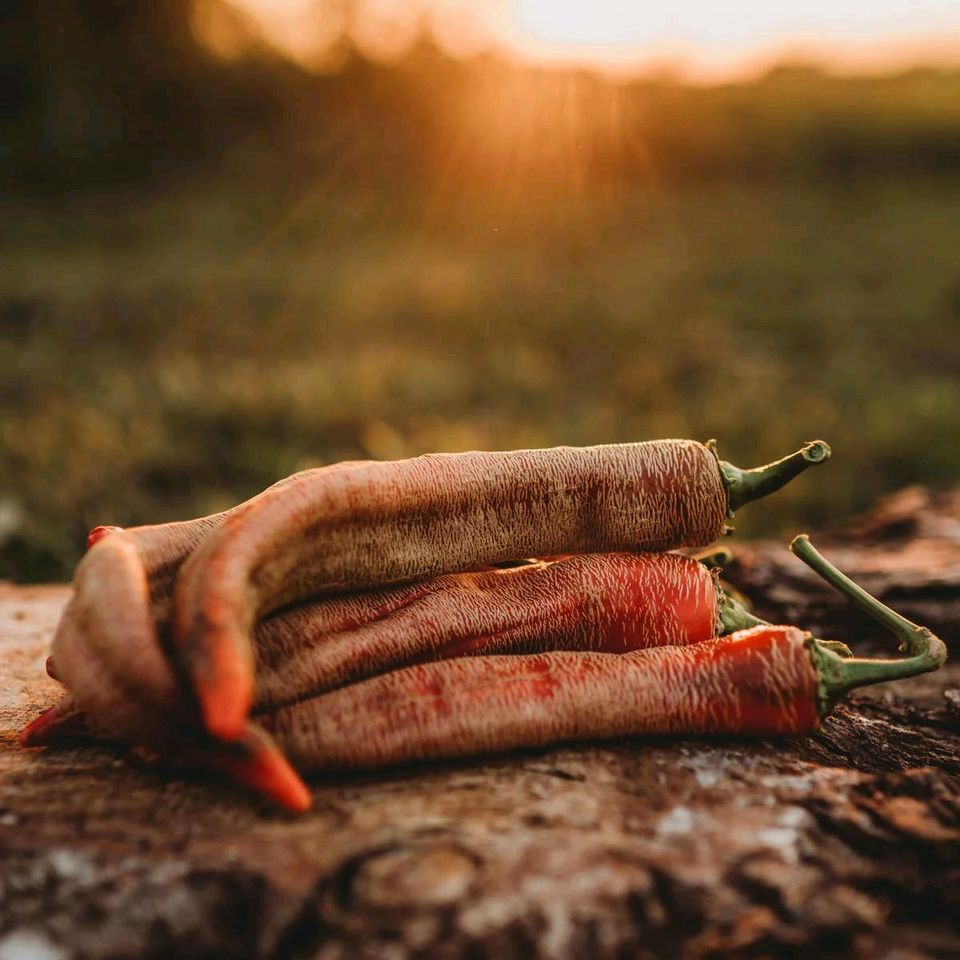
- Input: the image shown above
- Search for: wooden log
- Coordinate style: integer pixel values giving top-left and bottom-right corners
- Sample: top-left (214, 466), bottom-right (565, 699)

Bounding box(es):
top-left (1, 488), bottom-right (959, 959)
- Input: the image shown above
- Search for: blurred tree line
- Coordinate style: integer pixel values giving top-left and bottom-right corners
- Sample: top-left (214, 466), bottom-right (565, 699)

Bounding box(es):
top-left (2, 0), bottom-right (959, 194)
top-left (0, 0), bottom-right (293, 187)
top-left (2, 1), bottom-right (959, 583)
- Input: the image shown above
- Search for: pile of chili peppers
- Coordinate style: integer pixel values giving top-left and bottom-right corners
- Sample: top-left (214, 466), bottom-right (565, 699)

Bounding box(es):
top-left (22, 438), bottom-right (947, 812)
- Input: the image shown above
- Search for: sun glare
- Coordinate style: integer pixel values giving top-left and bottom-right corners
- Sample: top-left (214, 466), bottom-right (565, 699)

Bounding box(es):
top-left (514, 1), bottom-right (661, 49)
top-left (507, 0), bottom-right (960, 79)
top-left (219, 0), bottom-right (960, 80)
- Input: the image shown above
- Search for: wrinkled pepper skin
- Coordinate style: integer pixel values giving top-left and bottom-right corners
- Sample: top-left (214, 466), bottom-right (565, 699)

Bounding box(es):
top-left (173, 440), bottom-right (729, 737)
top-left (263, 625), bottom-right (819, 772)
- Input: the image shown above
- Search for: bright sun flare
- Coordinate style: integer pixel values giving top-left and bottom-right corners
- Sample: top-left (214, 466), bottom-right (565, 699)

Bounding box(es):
top-left (224, 0), bottom-right (960, 80)
top-left (508, 0), bottom-right (960, 77)
top-left (514, 0), bottom-right (666, 49)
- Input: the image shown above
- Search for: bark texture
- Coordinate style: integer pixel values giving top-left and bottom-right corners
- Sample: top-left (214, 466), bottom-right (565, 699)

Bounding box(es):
top-left (2, 486), bottom-right (959, 960)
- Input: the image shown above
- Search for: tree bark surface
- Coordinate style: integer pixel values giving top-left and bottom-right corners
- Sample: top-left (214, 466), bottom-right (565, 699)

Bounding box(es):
top-left (1, 486), bottom-right (959, 959)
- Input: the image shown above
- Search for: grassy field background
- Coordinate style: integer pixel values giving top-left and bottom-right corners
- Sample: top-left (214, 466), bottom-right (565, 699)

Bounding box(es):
top-left (2, 165), bottom-right (958, 581)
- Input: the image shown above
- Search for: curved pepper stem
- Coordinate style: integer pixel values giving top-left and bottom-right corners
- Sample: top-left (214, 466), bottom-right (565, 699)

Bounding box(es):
top-left (715, 585), bottom-right (855, 654)
top-left (716, 440), bottom-right (831, 516)
top-left (790, 534), bottom-right (947, 711)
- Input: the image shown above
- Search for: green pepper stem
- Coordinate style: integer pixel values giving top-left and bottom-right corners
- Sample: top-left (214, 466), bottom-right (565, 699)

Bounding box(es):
top-left (717, 589), bottom-right (767, 633)
top-left (791, 535), bottom-right (947, 708)
top-left (717, 440), bottom-right (831, 515)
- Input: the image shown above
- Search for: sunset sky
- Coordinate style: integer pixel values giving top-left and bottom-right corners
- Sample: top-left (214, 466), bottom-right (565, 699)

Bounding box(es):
top-left (226, 0), bottom-right (960, 80)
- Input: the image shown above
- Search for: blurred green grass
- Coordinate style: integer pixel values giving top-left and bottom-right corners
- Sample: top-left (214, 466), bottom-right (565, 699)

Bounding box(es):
top-left (1, 172), bottom-right (959, 581)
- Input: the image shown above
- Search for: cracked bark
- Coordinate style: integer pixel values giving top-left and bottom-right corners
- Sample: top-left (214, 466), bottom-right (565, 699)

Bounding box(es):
top-left (1, 486), bottom-right (959, 959)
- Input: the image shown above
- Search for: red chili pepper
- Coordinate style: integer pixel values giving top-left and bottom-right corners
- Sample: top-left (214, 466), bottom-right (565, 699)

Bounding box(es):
top-left (262, 625), bottom-right (820, 774)
top-left (33, 545), bottom-right (753, 814)
top-left (29, 538), bottom-right (943, 813)
top-left (169, 439), bottom-right (829, 740)
top-left (253, 550), bottom-right (763, 710)
top-left (41, 544), bottom-right (755, 747)
top-left (253, 538), bottom-right (944, 808)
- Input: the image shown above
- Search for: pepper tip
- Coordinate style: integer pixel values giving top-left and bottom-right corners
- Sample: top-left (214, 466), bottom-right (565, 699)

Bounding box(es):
top-left (801, 440), bottom-right (831, 463)
top-left (87, 525), bottom-right (124, 549)
top-left (200, 684), bottom-right (252, 743)
top-left (226, 733), bottom-right (313, 812)
top-left (20, 705), bottom-right (66, 747)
